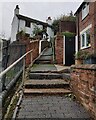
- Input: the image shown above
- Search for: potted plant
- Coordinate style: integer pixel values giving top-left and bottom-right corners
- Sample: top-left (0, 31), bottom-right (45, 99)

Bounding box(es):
top-left (75, 51), bottom-right (84, 64)
top-left (83, 52), bottom-right (96, 64)
top-left (75, 51), bottom-right (96, 64)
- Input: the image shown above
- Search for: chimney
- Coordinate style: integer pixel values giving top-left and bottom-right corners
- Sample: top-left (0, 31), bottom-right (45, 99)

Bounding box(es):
top-left (14, 5), bottom-right (19, 15)
top-left (46, 16), bottom-right (52, 25)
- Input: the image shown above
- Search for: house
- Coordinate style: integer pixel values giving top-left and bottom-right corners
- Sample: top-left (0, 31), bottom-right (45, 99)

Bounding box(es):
top-left (75, 1), bottom-right (96, 63)
top-left (11, 5), bottom-right (54, 42)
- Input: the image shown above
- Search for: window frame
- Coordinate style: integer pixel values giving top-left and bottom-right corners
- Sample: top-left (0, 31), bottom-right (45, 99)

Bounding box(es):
top-left (80, 24), bottom-right (92, 50)
top-left (82, 3), bottom-right (89, 20)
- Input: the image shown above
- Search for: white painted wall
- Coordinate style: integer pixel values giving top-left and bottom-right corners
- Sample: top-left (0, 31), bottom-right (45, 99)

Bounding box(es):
top-left (47, 27), bottom-right (54, 41)
top-left (19, 19), bottom-right (25, 31)
top-left (11, 16), bottom-right (19, 42)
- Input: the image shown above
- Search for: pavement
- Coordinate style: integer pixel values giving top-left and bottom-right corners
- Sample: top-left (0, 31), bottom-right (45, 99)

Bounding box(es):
top-left (17, 95), bottom-right (90, 119)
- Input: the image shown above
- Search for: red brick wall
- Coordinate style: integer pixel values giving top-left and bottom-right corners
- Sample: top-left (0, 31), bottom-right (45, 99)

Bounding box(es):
top-left (26, 40), bottom-right (39, 65)
top-left (70, 64), bottom-right (96, 119)
top-left (76, 2), bottom-right (96, 54)
top-left (59, 21), bottom-right (76, 33)
top-left (55, 34), bottom-right (63, 64)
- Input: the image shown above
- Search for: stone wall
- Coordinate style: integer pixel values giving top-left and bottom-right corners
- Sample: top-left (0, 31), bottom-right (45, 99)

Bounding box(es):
top-left (55, 35), bottom-right (64, 64)
top-left (70, 64), bottom-right (96, 119)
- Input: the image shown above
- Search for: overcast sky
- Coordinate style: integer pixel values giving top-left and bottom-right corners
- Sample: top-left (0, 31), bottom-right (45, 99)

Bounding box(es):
top-left (0, 1), bottom-right (82, 39)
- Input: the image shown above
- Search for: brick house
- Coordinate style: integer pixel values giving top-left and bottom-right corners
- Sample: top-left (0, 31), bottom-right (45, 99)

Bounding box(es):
top-left (75, 1), bottom-right (96, 63)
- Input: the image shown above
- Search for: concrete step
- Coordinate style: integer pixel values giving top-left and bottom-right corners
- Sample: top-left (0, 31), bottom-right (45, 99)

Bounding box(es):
top-left (30, 64), bottom-right (57, 73)
top-left (24, 88), bottom-right (72, 95)
top-left (35, 60), bottom-right (51, 64)
top-left (38, 55), bottom-right (52, 60)
top-left (24, 79), bottom-right (69, 89)
top-left (29, 73), bottom-right (63, 79)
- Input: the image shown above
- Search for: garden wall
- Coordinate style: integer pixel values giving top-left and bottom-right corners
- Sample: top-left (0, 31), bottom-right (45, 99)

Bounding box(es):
top-left (70, 64), bottom-right (96, 119)
top-left (55, 34), bottom-right (64, 64)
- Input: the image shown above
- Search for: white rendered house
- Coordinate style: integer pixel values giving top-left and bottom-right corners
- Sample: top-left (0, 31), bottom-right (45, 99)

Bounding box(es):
top-left (11, 5), bottom-right (54, 42)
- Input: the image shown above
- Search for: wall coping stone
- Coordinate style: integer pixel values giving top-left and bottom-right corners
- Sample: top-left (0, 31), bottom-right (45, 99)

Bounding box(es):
top-left (71, 64), bottom-right (96, 70)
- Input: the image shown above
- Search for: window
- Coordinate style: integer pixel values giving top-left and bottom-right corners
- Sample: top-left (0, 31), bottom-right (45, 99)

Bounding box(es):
top-left (82, 3), bottom-right (89, 20)
top-left (81, 29), bottom-right (91, 49)
top-left (25, 21), bottom-right (31, 27)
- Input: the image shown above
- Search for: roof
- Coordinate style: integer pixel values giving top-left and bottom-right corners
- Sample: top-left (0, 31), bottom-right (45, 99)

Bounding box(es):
top-left (74, 1), bottom-right (88, 15)
top-left (16, 14), bottom-right (52, 28)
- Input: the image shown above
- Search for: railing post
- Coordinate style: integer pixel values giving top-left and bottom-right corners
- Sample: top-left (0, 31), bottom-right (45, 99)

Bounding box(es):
top-left (22, 57), bottom-right (25, 86)
top-left (2, 75), bottom-right (6, 91)
top-left (31, 52), bottom-right (33, 65)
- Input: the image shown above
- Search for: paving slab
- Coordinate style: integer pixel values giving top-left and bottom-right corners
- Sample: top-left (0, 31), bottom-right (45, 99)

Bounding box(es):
top-left (30, 64), bottom-right (57, 72)
top-left (17, 95), bottom-right (91, 119)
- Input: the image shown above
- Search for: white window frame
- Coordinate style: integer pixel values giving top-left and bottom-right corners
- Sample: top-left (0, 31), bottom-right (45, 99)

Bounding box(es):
top-left (80, 24), bottom-right (92, 49)
top-left (82, 3), bottom-right (89, 20)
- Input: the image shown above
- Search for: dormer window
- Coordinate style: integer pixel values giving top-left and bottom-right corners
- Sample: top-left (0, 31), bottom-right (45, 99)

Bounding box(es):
top-left (25, 21), bottom-right (31, 27)
top-left (82, 3), bottom-right (89, 20)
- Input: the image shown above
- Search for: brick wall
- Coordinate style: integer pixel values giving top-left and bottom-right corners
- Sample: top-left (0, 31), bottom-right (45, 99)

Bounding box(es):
top-left (70, 64), bottom-right (96, 119)
top-left (26, 40), bottom-right (39, 65)
top-left (59, 21), bottom-right (76, 33)
top-left (55, 34), bottom-right (63, 64)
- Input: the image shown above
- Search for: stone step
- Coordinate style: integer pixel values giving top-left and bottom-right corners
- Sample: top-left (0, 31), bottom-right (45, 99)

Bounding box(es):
top-left (35, 60), bottom-right (51, 64)
top-left (38, 55), bottom-right (52, 60)
top-left (29, 73), bottom-right (63, 79)
top-left (24, 79), bottom-right (69, 89)
top-left (41, 54), bottom-right (53, 56)
top-left (24, 88), bottom-right (72, 94)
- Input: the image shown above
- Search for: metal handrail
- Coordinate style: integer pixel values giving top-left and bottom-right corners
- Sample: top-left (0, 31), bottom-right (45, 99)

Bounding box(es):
top-left (0, 49), bottom-right (33, 78)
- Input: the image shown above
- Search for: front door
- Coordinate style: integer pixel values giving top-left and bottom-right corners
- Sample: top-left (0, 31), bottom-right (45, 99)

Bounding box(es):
top-left (65, 36), bottom-right (75, 66)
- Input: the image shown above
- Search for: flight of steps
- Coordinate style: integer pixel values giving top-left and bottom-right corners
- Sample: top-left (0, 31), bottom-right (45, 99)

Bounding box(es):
top-left (24, 47), bottom-right (72, 95)
top-left (24, 72), bottom-right (72, 95)
top-left (35, 48), bottom-right (53, 64)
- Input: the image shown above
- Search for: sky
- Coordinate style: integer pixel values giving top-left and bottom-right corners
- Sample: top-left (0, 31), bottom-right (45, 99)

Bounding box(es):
top-left (0, 1), bottom-right (83, 39)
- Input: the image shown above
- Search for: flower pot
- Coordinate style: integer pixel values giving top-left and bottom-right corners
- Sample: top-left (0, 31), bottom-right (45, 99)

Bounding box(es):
top-left (75, 59), bottom-right (83, 65)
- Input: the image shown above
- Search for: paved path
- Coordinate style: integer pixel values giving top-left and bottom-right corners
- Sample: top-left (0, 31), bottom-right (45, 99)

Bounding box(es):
top-left (17, 95), bottom-right (90, 119)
